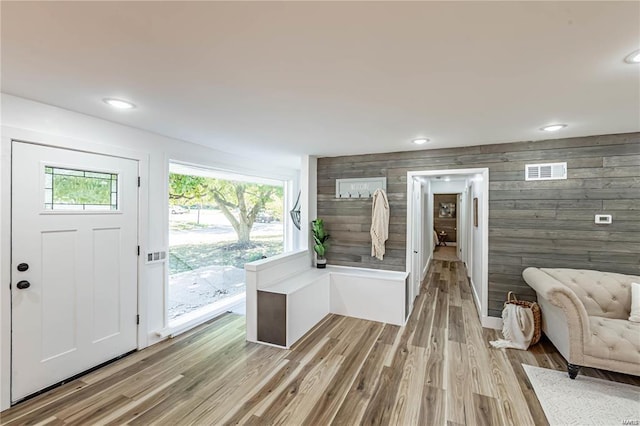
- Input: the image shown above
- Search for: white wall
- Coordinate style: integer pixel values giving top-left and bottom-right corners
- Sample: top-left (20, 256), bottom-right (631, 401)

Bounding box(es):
top-left (0, 94), bottom-right (301, 409)
top-left (421, 178), bottom-right (433, 279)
top-left (470, 175), bottom-right (484, 313)
top-left (300, 156), bottom-right (317, 264)
top-left (435, 173), bottom-right (492, 328)
top-left (431, 179), bottom-right (467, 194)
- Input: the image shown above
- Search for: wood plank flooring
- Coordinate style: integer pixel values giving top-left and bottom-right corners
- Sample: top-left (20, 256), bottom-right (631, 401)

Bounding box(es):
top-left (2, 259), bottom-right (638, 425)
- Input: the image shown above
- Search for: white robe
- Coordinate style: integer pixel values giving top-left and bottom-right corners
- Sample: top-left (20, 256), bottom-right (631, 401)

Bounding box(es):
top-left (370, 188), bottom-right (389, 260)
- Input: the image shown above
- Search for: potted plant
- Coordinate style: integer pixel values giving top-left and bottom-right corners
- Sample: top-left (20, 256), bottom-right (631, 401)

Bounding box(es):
top-left (312, 218), bottom-right (330, 268)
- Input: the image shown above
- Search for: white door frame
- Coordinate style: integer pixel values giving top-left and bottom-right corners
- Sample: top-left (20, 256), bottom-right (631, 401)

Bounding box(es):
top-left (1, 129), bottom-right (149, 410)
top-left (457, 192), bottom-right (464, 263)
top-left (465, 184), bottom-right (474, 274)
top-left (406, 168), bottom-right (490, 326)
top-left (410, 177), bottom-right (422, 303)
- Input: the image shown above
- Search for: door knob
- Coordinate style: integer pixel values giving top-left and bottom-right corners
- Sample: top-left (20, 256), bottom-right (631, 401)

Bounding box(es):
top-left (17, 263), bottom-right (29, 272)
top-left (16, 280), bottom-right (30, 290)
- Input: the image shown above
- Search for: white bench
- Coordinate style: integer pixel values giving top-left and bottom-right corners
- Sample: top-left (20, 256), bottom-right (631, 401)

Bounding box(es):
top-left (245, 250), bottom-right (409, 349)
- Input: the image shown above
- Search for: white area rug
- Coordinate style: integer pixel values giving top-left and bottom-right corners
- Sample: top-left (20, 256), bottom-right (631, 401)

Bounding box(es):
top-left (523, 364), bottom-right (640, 426)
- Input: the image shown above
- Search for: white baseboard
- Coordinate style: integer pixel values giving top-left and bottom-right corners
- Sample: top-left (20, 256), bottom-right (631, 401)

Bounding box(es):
top-left (470, 278), bottom-right (482, 315)
top-left (422, 254), bottom-right (432, 280)
top-left (482, 316), bottom-right (503, 330)
top-left (468, 279), bottom-right (502, 330)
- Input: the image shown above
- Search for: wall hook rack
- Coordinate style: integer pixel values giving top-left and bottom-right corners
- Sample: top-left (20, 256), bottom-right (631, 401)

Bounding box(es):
top-left (336, 177), bottom-right (386, 199)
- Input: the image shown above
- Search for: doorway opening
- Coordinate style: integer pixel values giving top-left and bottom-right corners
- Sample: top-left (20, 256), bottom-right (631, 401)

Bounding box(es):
top-left (433, 193), bottom-right (460, 261)
top-left (406, 168), bottom-right (490, 327)
top-left (168, 162), bottom-right (285, 328)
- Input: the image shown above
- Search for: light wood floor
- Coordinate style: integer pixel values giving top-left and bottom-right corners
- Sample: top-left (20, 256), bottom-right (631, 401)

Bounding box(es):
top-left (432, 246), bottom-right (459, 261)
top-left (2, 260), bottom-right (638, 425)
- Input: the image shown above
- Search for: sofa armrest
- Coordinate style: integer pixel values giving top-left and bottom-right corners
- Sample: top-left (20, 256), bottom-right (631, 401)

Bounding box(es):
top-left (523, 267), bottom-right (590, 363)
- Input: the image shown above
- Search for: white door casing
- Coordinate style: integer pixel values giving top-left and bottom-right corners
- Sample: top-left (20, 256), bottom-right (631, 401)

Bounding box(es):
top-left (458, 193), bottom-right (463, 260)
top-left (406, 168), bottom-right (490, 327)
top-left (11, 142), bottom-right (138, 401)
top-left (411, 178), bottom-right (421, 303)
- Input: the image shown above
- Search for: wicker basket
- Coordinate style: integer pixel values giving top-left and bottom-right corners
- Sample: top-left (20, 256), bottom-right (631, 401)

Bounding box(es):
top-left (504, 291), bottom-right (542, 345)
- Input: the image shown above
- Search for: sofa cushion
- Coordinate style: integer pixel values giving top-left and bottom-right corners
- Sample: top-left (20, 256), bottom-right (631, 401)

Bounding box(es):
top-left (585, 316), bottom-right (640, 365)
top-left (540, 268), bottom-right (639, 319)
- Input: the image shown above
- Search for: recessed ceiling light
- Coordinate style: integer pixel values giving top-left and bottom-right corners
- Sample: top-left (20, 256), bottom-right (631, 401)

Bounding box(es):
top-left (540, 124), bottom-right (567, 132)
top-left (412, 138), bottom-right (430, 145)
top-left (624, 49), bottom-right (640, 64)
top-left (103, 98), bottom-right (136, 109)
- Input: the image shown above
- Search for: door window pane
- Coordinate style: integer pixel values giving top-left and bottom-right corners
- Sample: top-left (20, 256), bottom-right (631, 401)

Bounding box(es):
top-left (44, 166), bottom-right (118, 211)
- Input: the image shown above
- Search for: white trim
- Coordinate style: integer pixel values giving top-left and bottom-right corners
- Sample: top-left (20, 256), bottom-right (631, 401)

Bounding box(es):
top-left (1, 134), bottom-right (11, 410)
top-left (469, 278), bottom-right (502, 329)
top-left (422, 254), bottom-right (431, 281)
top-left (482, 316), bottom-right (503, 330)
top-left (406, 168), bottom-right (490, 327)
top-left (470, 278), bottom-right (481, 313)
top-left (169, 160), bottom-right (287, 186)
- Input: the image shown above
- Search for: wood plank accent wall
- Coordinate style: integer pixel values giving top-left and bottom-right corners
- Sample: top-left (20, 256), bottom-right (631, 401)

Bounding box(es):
top-left (316, 132), bottom-right (640, 317)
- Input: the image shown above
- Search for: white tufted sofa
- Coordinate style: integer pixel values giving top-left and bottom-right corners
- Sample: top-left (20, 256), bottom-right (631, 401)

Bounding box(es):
top-left (523, 267), bottom-right (640, 379)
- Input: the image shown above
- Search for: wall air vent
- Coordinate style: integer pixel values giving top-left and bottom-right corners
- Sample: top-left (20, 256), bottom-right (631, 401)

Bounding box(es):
top-left (525, 162), bottom-right (567, 181)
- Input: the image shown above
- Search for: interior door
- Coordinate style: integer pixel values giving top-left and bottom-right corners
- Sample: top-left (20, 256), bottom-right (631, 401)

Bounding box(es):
top-left (11, 141), bottom-right (139, 402)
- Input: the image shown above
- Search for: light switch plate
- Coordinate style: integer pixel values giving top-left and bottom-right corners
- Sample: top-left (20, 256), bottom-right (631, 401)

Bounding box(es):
top-left (145, 250), bottom-right (167, 264)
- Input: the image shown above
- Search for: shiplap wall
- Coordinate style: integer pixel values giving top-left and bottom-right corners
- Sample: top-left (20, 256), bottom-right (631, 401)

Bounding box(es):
top-left (316, 132), bottom-right (640, 317)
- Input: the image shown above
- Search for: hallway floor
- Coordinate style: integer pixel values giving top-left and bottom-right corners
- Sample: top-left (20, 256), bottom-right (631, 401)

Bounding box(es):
top-left (433, 245), bottom-right (459, 261)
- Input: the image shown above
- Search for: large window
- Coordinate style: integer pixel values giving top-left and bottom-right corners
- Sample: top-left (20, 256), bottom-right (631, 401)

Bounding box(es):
top-left (168, 163), bottom-right (284, 324)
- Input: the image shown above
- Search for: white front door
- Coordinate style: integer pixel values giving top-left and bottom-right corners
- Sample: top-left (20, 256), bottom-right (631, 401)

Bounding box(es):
top-left (11, 142), bottom-right (139, 402)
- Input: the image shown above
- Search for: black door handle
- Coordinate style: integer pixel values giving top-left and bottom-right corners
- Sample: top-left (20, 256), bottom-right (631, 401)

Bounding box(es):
top-left (17, 263), bottom-right (29, 272)
top-left (16, 280), bottom-right (30, 290)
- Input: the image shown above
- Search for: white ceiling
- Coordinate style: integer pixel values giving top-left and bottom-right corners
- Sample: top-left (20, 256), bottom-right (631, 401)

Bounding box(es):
top-left (2, 1), bottom-right (639, 168)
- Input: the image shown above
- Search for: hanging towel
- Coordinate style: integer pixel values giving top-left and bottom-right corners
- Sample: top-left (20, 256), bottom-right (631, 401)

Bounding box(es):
top-left (490, 303), bottom-right (535, 350)
top-left (370, 188), bottom-right (389, 260)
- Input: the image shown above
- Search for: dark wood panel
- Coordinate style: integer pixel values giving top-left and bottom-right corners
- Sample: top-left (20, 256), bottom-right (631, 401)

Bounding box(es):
top-left (489, 218), bottom-right (640, 231)
top-left (603, 154), bottom-right (640, 167)
top-left (257, 291), bottom-right (286, 347)
top-left (490, 199), bottom-right (604, 209)
top-left (317, 132), bottom-right (640, 318)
